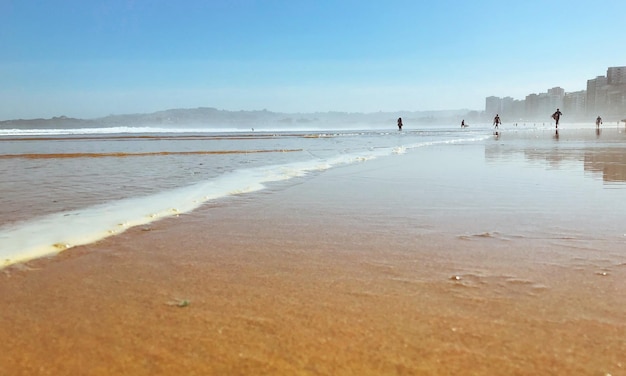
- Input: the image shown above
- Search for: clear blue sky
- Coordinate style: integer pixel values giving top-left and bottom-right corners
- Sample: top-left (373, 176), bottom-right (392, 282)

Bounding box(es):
top-left (1, 0), bottom-right (624, 119)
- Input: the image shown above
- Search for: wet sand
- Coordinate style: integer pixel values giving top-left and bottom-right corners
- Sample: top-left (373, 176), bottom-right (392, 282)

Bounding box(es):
top-left (1, 142), bottom-right (625, 375)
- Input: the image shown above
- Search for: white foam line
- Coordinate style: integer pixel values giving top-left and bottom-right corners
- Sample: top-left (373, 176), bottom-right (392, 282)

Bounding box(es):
top-left (0, 126), bottom-right (243, 136)
top-left (403, 135), bottom-right (491, 150)
top-left (0, 136), bottom-right (488, 268)
top-left (0, 146), bottom-right (400, 268)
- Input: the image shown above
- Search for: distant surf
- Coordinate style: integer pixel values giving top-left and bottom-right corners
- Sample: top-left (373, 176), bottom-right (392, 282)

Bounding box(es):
top-left (0, 128), bottom-right (489, 267)
top-left (0, 126), bottom-right (252, 136)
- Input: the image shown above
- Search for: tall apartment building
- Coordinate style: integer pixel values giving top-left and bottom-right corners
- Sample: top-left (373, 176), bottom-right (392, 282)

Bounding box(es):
top-left (587, 66), bottom-right (626, 117)
top-left (485, 96), bottom-right (501, 116)
top-left (587, 75), bottom-right (609, 115)
top-left (524, 93), bottom-right (539, 119)
top-left (500, 96), bottom-right (514, 116)
top-left (607, 66), bottom-right (626, 85)
top-left (523, 90), bottom-right (559, 120)
top-left (485, 65), bottom-right (625, 121)
top-left (564, 90), bottom-right (586, 118)
top-left (547, 87), bottom-right (565, 111)
top-left (606, 66), bottom-right (626, 117)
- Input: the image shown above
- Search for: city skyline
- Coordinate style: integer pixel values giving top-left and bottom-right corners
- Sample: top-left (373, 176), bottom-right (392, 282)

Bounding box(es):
top-left (485, 65), bottom-right (626, 121)
top-left (2, 1), bottom-right (626, 120)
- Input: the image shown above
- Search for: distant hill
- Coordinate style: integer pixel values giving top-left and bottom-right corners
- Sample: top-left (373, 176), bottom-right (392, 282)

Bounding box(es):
top-left (0, 115), bottom-right (99, 129)
top-left (0, 107), bottom-right (476, 129)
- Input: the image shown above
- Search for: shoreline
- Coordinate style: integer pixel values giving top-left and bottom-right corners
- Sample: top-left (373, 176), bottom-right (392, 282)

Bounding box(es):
top-left (1, 142), bottom-right (625, 375)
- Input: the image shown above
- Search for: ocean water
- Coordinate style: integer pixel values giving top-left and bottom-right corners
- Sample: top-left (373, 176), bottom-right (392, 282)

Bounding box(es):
top-left (1, 122), bottom-right (625, 267)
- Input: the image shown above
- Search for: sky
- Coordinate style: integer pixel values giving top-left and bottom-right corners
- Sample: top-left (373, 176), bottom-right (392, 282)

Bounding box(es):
top-left (1, 0), bottom-right (625, 120)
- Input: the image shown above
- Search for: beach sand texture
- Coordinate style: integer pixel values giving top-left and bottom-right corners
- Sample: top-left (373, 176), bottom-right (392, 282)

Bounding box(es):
top-left (1, 128), bottom-right (625, 375)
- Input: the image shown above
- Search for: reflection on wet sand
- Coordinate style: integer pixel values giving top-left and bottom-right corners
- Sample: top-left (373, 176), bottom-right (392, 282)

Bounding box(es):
top-left (584, 149), bottom-right (626, 183)
top-left (485, 143), bottom-right (580, 166)
top-left (485, 129), bottom-right (626, 183)
top-left (523, 148), bottom-right (581, 167)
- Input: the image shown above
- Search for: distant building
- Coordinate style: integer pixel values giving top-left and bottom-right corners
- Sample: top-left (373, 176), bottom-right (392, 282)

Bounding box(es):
top-left (537, 93), bottom-right (551, 120)
top-left (524, 91), bottom-right (557, 121)
top-left (587, 76), bottom-right (608, 116)
top-left (586, 66), bottom-right (626, 118)
top-left (525, 93), bottom-right (539, 119)
top-left (547, 87), bottom-right (565, 96)
top-left (606, 66), bottom-right (626, 118)
top-left (485, 96), bottom-right (501, 116)
top-left (547, 87), bottom-right (565, 112)
top-left (607, 66), bottom-right (626, 85)
top-left (486, 65), bottom-right (626, 121)
top-left (564, 90), bottom-right (586, 119)
top-left (510, 99), bottom-right (525, 120)
top-left (500, 96), bottom-right (514, 116)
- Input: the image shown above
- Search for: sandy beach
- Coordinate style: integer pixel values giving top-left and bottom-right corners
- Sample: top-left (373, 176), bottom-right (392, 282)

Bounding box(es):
top-left (1, 132), bottom-right (625, 375)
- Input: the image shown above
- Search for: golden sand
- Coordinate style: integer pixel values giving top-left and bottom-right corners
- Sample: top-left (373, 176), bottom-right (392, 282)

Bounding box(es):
top-left (1, 149), bottom-right (625, 375)
top-left (1, 194), bottom-right (625, 375)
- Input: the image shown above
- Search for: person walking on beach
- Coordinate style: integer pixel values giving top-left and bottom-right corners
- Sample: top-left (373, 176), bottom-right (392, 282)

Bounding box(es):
top-left (397, 117), bottom-right (403, 131)
top-left (493, 114), bottom-right (501, 129)
top-left (596, 115), bottom-right (602, 128)
top-left (552, 108), bottom-right (563, 128)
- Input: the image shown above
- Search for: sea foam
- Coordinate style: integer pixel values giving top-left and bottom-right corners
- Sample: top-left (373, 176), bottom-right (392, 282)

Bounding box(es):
top-left (0, 135), bottom-right (486, 268)
top-left (0, 147), bottom-right (394, 268)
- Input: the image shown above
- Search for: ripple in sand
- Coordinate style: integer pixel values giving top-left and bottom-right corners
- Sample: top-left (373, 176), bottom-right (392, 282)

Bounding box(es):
top-left (457, 232), bottom-right (510, 241)
top-left (449, 273), bottom-right (548, 296)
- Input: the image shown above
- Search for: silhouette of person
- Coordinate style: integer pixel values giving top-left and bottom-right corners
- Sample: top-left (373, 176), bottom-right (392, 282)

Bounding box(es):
top-left (461, 119), bottom-right (465, 128)
top-left (493, 114), bottom-right (501, 129)
top-left (552, 108), bottom-right (563, 128)
top-left (397, 117), bottom-right (403, 131)
top-left (596, 116), bottom-right (602, 128)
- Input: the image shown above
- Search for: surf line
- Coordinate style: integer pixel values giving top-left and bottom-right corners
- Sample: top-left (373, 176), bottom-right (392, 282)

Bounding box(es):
top-left (0, 135), bottom-right (487, 269)
top-left (0, 147), bottom-right (393, 268)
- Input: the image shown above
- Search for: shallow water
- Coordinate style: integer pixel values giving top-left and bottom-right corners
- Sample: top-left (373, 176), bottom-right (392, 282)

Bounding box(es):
top-left (0, 126), bottom-right (486, 265)
top-left (0, 130), bottom-right (470, 223)
top-left (1, 124), bottom-right (625, 267)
